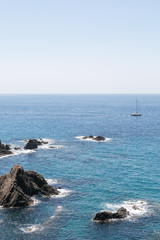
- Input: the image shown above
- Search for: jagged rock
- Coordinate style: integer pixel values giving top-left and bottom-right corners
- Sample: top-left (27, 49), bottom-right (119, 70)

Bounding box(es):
top-left (24, 139), bottom-right (48, 150)
top-left (93, 207), bottom-right (129, 222)
top-left (0, 164), bottom-right (59, 208)
top-left (0, 140), bottom-right (13, 157)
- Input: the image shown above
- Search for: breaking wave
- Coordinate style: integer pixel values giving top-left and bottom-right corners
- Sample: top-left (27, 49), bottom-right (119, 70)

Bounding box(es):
top-left (51, 189), bottom-right (73, 198)
top-left (30, 197), bottom-right (42, 206)
top-left (20, 206), bottom-right (63, 233)
top-left (46, 178), bottom-right (58, 185)
top-left (104, 200), bottom-right (150, 221)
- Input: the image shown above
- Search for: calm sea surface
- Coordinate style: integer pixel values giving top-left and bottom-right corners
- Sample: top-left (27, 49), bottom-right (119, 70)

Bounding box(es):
top-left (0, 94), bottom-right (160, 240)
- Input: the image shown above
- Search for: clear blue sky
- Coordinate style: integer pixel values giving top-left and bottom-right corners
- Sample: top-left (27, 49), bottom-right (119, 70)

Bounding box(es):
top-left (0, 0), bottom-right (160, 94)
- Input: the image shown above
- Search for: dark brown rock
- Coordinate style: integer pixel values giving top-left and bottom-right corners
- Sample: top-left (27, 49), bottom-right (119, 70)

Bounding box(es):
top-left (94, 136), bottom-right (105, 141)
top-left (82, 135), bottom-right (105, 141)
top-left (0, 140), bottom-right (13, 157)
top-left (14, 147), bottom-right (21, 150)
top-left (82, 136), bottom-right (87, 140)
top-left (93, 207), bottom-right (129, 222)
top-left (88, 135), bottom-right (94, 138)
top-left (24, 139), bottom-right (39, 149)
top-left (24, 139), bottom-right (49, 150)
top-left (0, 164), bottom-right (59, 208)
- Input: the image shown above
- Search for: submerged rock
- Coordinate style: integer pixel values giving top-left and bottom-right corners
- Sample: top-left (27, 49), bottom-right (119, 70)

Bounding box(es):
top-left (0, 164), bottom-right (59, 208)
top-left (24, 139), bottom-right (48, 150)
top-left (93, 207), bottom-right (129, 222)
top-left (0, 140), bottom-right (13, 157)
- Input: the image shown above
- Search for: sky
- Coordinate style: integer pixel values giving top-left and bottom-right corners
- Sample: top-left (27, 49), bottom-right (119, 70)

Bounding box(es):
top-left (0, 0), bottom-right (160, 94)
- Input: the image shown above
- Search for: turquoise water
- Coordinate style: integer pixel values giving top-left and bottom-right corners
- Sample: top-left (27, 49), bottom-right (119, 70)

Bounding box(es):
top-left (0, 94), bottom-right (160, 240)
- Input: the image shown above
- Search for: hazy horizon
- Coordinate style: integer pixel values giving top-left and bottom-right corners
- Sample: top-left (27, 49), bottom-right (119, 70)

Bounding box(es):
top-left (0, 0), bottom-right (160, 94)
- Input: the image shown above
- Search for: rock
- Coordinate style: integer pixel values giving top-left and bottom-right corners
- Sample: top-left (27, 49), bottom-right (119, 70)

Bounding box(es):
top-left (82, 136), bottom-right (87, 140)
top-left (82, 135), bottom-right (105, 141)
top-left (132, 205), bottom-right (140, 210)
top-left (0, 140), bottom-right (13, 157)
top-left (14, 147), bottom-right (21, 150)
top-left (0, 164), bottom-right (59, 208)
top-left (88, 135), bottom-right (94, 138)
top-left (24, 139), bottom-right (39, 149)
top-left (93, 207), bottom-right (129, 222)
top-left (116, 207), bottom-right (129, 218)
top-left (94, 136), bottom-right (105, 141)
top-left (24, 139), bottom-right (48, 150)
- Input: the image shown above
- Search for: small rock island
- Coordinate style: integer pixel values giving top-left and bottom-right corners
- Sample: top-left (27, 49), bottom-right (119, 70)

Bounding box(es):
top-left (93, 207), bottom-right (129, 222)
top-left (0, 140), bottom-right (13, 157)
top-left (82, 135), bottom-right (106, 141)
top-left (0, 164), bottom-right (59, 208)
top-left (24, 139), bottom-right (48, 150)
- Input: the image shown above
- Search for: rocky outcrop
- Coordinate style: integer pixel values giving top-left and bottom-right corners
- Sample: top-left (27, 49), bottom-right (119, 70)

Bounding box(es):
top-left (0, 164), bottom-right (59, 208)
top-left (0, 140), bottom-right (13, 157)
top-left (82, 135), bottom-right (93, 140)
top-left (14, 147), bottom-right (21, 150)
top-left (24, 139), bottom-right (48, 150)
top-left (93, 207), bottom-right (129, 222)
top-left (82, 136), bottom-right (106, 141)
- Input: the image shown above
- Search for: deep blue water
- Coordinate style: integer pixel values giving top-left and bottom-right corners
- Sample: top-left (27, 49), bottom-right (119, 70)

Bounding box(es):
top-left (0, 94), bottom-right (160, 240)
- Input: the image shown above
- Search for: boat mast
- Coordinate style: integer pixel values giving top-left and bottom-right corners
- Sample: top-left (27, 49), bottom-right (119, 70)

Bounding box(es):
top-left (136, 99), bottom-right (137, 113)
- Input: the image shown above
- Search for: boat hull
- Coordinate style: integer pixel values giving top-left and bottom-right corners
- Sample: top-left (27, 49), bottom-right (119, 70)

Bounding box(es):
top-left (131, 113), bottom-right (141, 116)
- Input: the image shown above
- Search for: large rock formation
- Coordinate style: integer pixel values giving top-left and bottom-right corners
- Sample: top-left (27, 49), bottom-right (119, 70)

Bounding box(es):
top-left (24, 139), bottom-right (48, 150)
top-left (0, 140), bottom-right (13, 157)
top-left (0, 164), bottom-right (59, 208)
top-left (93, 207), bottom-right (129, 222)
top-left (82, 136), bottom-right (106, 141)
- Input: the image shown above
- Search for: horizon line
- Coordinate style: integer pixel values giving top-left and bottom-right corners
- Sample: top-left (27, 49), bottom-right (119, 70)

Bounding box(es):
top-left (0, 93), bottom-right (160, 95)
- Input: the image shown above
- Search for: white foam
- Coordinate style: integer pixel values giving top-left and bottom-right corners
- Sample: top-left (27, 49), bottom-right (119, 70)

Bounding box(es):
top-left (30, 197), bottom-right (41, 206)
top-left (20, 224), bottom-right (43, 233)
top-left (12, 148), bottom-right (35, 155)
top-left (46, 206), bottom-right (63, 221)
top-left (52, 189), bottom-right (73, 198)
top-left (46, 179), bottom-right (58, 185)
top-left (104, 200), bottom-right (149, 221)
top-left (38, 144), bottom-right (63, 150)
top-left (0, 146), bottom-right (36, 159)
top-left (0, 219), bottom-right (3, 223)
top-left (0, 138), bottom-right (61, 159)
top-left (76, 136), bottom-right (111, 142)
top-left (24, 138), bottom-right (54, 144)
top-left (20, 206), bottom-right (63, 234)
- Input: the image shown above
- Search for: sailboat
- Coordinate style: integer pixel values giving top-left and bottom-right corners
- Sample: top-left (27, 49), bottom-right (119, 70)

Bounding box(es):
top-left (131, 99), bottom-right (141, 116)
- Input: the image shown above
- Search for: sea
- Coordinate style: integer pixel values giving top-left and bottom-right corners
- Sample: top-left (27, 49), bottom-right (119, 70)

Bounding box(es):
top-left (0, 94), bottom-right (160, 240)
